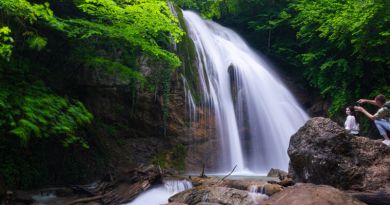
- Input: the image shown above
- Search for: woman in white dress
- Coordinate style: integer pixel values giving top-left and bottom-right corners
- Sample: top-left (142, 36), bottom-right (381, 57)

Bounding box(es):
top-left (345, 106), bottom-right (360, 135)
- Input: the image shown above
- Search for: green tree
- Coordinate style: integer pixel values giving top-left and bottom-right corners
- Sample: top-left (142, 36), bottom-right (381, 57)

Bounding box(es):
top-left (0, 0), bottom-right (185, 187)
top-left (288, 0), bottom-right (390, 115)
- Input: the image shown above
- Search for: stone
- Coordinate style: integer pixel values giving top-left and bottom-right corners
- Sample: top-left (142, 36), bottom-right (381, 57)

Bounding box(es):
top-left (347, 186), bottom-right (390, 205)
top-left (277, 177), bottom-right (295, 187)
top-left (169, 186), bottom-right (266, 205)
top-left (189, 177), bottom-right (220, 187)
top-left (288, 117), bottom-right (390, 191)
top-left (263, 184), bottom-right (283, 195)
top-left (266, 168), bottom-right (288, 179)
top-left (260, 183), bottom-right (366, 205)
top-left (222, 180), bottom-right (267, 192)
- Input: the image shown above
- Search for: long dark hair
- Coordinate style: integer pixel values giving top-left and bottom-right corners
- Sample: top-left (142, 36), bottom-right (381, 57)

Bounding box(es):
top-left (347, 106), bottom-right (359, 124)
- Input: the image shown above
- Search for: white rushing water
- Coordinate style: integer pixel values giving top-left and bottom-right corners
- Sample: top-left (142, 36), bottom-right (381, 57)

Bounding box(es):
top-left (183, 11), bottom-right (308, 173)
top-left (31, 193), bottom-right (57, 205)
top-left (248, 185), bottom-right (268, 203)
top-left (125, 180), bottom-right (192, 205)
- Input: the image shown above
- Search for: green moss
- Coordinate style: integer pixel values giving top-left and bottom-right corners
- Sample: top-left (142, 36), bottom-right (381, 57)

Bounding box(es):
top-left (175, 7), bottom-right (202, 104)
top-left (151, 144), bottom-right (187, 171)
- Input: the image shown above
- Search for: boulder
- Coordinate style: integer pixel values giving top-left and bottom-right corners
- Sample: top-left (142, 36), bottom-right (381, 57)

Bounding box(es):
top-left (222, 180), bottom-right (267, 192)
top-left (288, 117), bottom-right (390, 191)
top-left (347, 186), bottom-right (390, 205)
top-left (266, 168), bottom-right (288, 179)
top-left (189, 177), bottom-right (280, 196)
top-left (263, 184), bottom-right (283, 195)
top-left (168, 186), bottom-right (267, 205)
top-left (260, 183), bottom-right (366, 205)
top-left (278, 177), bottom-right (295, 187)
top-left (189, 177), bottom-right (220, 187)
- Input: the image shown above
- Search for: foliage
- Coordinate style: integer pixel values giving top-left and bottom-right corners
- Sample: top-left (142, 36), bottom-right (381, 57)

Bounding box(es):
top-left (66, 0), bottom-right (184, 67)
top-left (181, 0), bottom-right (389, 118)
top-left (0, 0), bottom-right (184, 188)
top-left (2, 85), bottom-right (92, 147)
top-left (0, 27), bottom-right (13, 61)
top-left (288, 0), bottom-right (390, 115)
top-left (174, 0), bottom-right (239, 19)
top-left (0, 0), bottom-right (58, 24)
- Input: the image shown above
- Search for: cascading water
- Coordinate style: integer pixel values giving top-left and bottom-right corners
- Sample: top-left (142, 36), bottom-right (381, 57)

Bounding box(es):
top-left (125, 180), bottom-right (192, 205)
top-left (183, 11), bottom-right (309, 173)
top-left (248, 185), bottom-right (268, 203)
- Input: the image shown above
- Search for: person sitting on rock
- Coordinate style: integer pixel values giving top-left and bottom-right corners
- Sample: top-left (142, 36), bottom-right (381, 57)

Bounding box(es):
top-left (354, 94), bottom-right (390, 145)
top-left (344, 106), bottom-right (359, 136)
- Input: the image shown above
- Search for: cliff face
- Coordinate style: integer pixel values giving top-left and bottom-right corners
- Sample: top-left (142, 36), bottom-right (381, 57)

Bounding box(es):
top-left (60, 6), bottom-right (219, 180)
top-left (61, 6), bottom-right (317, 182)
top-left (73, 56), bottom-right (170, 171)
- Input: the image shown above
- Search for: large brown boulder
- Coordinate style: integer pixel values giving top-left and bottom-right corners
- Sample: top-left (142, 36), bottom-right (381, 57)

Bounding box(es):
top-left (260, 183), bottom-right (366, 205)
top-left (168, 186), bottom-right (268, 205)
top-left (288, 117), bottom-right (390, 191)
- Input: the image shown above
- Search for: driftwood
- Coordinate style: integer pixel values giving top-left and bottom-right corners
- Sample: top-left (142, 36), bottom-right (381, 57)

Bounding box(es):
top-left (67, 195), bottom-right (104, 205)
top-left (68, 165), bottom-right (162, 205)
top-left (218, 165), bottom-right (237, 183)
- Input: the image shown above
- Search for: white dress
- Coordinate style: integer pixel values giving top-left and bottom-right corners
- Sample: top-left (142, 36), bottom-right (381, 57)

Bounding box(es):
top-left (344, 115), bottom-right (359, 135)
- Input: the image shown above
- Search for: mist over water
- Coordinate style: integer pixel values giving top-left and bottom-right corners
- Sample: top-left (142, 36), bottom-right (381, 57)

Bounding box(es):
top-left (183, 11), bottom-right (308, 173)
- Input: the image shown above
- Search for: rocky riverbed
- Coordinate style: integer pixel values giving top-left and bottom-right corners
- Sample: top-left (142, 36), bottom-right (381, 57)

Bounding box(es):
top-left (2, 118), bottom-right (389, 205)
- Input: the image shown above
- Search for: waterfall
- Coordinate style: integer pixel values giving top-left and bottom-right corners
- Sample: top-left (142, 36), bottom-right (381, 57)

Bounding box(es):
top-left (248, 185), bottom-right (268, 203)
top-left (183, 11), bottom-right (309, 173)
top-left (126, 179), bottom-right (193, 205)
top-left (163, 179), bottom-right (193, 193)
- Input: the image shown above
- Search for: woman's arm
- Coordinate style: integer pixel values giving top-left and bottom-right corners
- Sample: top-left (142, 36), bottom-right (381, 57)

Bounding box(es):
top-left (354, 106), bottom-right (376, 120)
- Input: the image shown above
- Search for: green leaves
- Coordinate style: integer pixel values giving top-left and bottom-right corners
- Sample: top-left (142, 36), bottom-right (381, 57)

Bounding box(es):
top-left (68, 0), bottom-right (184, 67)
top-left (26, 35), bottom-right (47, 51)
top-left (289, 0), bottom-right (390, 116)
top-left (0, 0), bottom-right (56, 24)
top-left (173, 0), bottom-right (239, 19)
top-left (0, 0), bottom-right (186, 149)
top-left (0, 27), bottom-right (14, 61)
top-left (83, 56), bottom-right (146, 84)
top-left (1, 84), bottom-right (93, 147)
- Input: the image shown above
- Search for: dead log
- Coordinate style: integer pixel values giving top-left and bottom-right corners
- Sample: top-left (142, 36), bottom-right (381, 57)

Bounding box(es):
top-left (67, 195), bottom-right (104, 205)
top-left (70, 164), bottom-right (162, 205)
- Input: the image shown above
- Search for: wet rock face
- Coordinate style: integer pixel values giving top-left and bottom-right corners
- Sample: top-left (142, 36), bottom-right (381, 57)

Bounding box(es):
top-left (260, 183), bottom-right (366, 205)
top-left (288, 117), bottom-right (390, 191)
top-left (169, 186), bottom-right (267, 205)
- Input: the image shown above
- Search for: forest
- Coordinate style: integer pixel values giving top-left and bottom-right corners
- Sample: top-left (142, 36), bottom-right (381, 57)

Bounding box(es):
top-left (0, 0), bottom-right (389, 197)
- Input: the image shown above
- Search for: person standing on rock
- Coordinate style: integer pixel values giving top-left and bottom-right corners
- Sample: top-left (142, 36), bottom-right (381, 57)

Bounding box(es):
top-left (354, 94), bottom-right (390, 145)
top-left (344, 106), bottom-right (359, 135)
